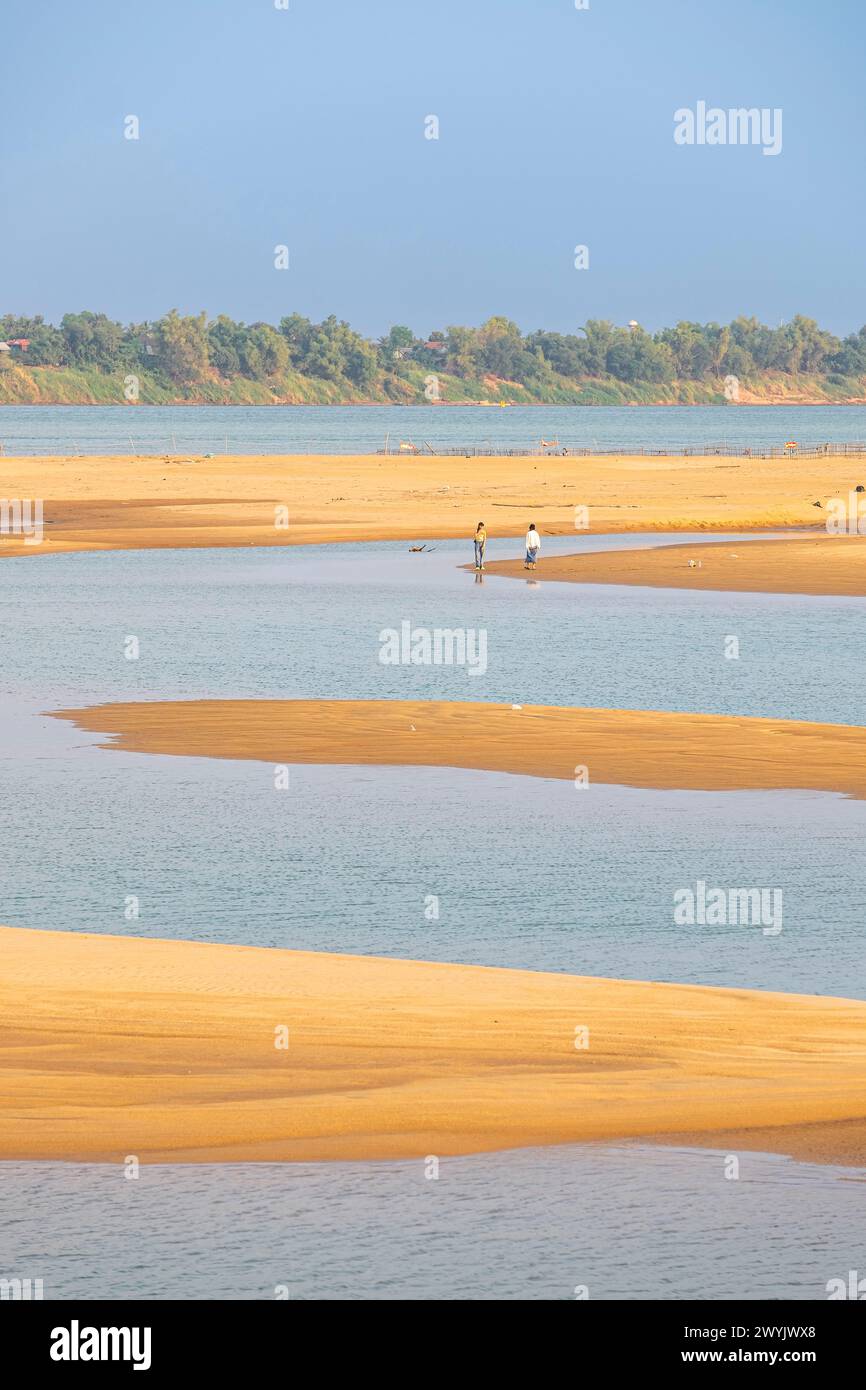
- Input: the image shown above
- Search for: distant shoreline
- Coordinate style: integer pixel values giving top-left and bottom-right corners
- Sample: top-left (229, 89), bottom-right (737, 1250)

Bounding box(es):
top-left (4, 310), bottom-right (866, 407)
top-left (4, 397), bottom-right (866, 408)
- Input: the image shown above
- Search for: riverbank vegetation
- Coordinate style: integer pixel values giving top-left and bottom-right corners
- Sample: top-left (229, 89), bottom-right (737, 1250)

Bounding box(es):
top-left (2, 310), bottom-right (864, 405)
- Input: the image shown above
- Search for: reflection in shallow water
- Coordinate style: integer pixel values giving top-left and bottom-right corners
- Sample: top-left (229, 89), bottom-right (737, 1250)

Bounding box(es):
top-left (2, 534), bottom-right (864, 724)
top-left (1, 538), bottom-right (862, 993)
top-left (2, 1144), bottom-right (862, 1301)
top-left (1, 536), bottom-right (864, 1299)
top-left (1, 754), bottom-right (864, 997)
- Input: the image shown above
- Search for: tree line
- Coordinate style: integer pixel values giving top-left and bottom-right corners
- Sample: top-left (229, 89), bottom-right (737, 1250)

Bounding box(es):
top-left (3, 310), bottom-right (865, 389)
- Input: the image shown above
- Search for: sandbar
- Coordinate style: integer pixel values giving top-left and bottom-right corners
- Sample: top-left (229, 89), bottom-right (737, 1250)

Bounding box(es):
top-left (2, 924), bottom-right (866, 1165)
top-left (52, 698), bottom-right (866, 800)
top-left (482, 535), bottom-right (866, 596)
top-left (1, 450), bottom-right (864, 557)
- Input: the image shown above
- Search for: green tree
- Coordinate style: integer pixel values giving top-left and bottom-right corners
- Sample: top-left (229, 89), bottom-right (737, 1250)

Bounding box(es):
top-left (378, 325), bottom-right (416, 364)
top-left (278, 313), bottom-right (314, 367)
top-left (208, 316), bottom-right (245, 376)
top-left (831, 327), bottom-right (866, 375)
top-left (60, 311), bottom-right (124, 369)
top-left (475, 317), bottom-right (532, 379)
top-left (343, 335), bottom-right (378, 386)
top-left (579, 321), bottom-right (616, 376)
top-left (437, 326), bottom-right (474, 376)
top-left (241, 323), bottom-right (290, 379)
top-left (719, 342), bottom-right (753, 379)
top-left (525, 331), bottom-right (592, 380)
top-left (0, 314), bottom-right (65, 365)
top-left (656, 322), bottom-right (714, 379)
top-left (155, 310), bottom-right (210, 383)
top-left (606, 328), bottom-right (674, 383)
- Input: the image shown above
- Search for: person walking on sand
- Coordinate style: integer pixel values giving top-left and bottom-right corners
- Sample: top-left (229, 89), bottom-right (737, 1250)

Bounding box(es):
top-left (524, 522), bottom-right (540, 570)
top-left (474, 521), bottom-right (487, 570)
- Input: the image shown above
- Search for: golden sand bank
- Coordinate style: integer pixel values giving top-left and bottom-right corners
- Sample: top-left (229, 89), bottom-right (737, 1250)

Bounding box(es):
top-left (483, 535), bottom-right (866, 596)
top-left (2, 924), bottom-right (865, 1165)
top-left (1, 450), bottom-right (863, 558)
top-left (54, 698), bottom-right (866, 800)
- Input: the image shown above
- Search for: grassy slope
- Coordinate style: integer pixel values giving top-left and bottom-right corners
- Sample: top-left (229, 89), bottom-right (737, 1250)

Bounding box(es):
top-left (0, 360), bottom-right (864, 406)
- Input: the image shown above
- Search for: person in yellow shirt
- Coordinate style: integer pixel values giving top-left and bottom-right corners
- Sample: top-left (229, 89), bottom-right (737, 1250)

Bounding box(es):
top-left (474, 521), bottom-right (487, 570)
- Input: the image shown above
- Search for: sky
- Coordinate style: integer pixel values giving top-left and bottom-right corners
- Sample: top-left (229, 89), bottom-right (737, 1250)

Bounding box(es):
top-left (1, 0), bottom-right (864, 338)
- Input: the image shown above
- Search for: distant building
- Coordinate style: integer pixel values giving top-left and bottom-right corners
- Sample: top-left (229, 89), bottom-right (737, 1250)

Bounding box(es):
top-left (0, 342), bottom-right (10, 353)
top-left (423, 340), bottom-right (447, 352)
top-left (627, 320), bottom-right (640, 332)
top-left (7, 338), bottom-right (30, 351)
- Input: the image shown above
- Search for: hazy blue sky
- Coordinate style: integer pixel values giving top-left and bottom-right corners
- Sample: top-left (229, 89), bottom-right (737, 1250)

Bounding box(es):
top-left (2, 0), bottom-right (864, 336)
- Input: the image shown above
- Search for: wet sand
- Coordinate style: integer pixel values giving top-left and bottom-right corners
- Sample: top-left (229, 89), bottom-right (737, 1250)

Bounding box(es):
top-left (1, 450), bottom-right (863, 557)
top-left (482, 535), bottom-right (866, 596)
top-left (53, 698), bottom-right (866, 800)
top-left (9, 456), bottom-right (866, 1177)
top-left (3, 924), bottom-right (866, 1165)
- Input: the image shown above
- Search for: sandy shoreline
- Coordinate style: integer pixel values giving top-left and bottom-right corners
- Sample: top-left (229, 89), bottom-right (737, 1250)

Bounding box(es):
top-left (7, 454), bottom-right (866, 1178)
top-left (1, 450), bottom-right (864, 558)
top-left (53, 698), bottom-right (866, 800)
top-left (482, 535), bottom-right (866, 596)
top-left (2, 924), bottom-right (866, 1166)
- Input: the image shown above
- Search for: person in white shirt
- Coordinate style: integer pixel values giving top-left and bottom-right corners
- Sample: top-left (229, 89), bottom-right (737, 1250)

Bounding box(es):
top-left (524, 522), bottom-right (540, 570)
